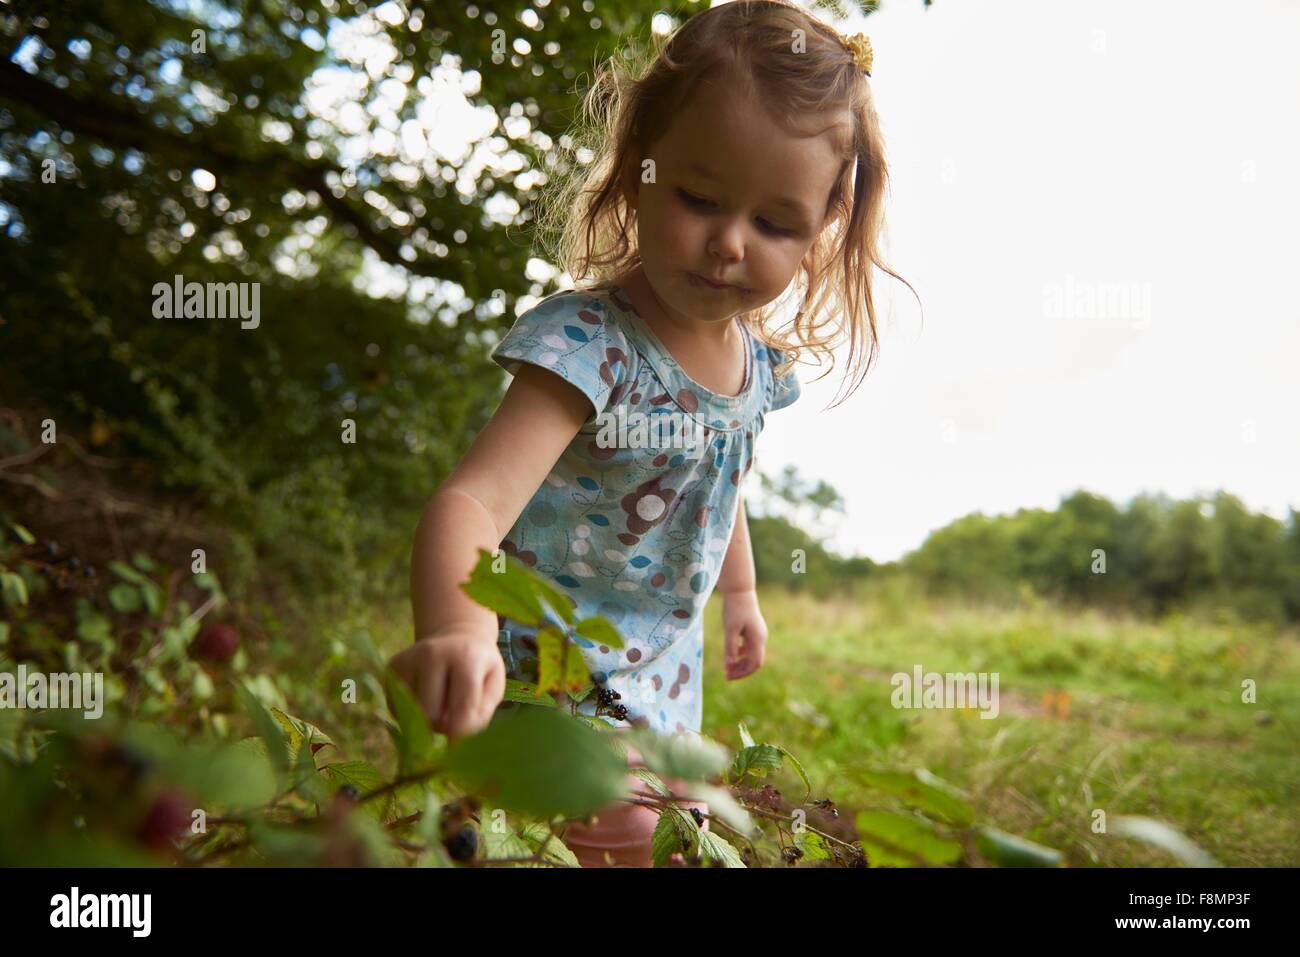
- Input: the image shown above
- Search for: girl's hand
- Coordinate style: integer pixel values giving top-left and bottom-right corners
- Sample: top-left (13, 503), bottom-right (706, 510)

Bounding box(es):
top-left (722, 589), bottom-right (768, 681)
top-left (387, 628), bottom-right (506, 743)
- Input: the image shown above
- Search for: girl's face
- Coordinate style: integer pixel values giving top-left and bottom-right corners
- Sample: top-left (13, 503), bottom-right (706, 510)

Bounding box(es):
top-left (622, 78), bottom-right (849, 330)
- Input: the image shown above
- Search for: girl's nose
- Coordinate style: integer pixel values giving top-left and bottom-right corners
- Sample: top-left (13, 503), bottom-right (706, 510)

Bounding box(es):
top-left (707, 219), bottom-right (745, 264)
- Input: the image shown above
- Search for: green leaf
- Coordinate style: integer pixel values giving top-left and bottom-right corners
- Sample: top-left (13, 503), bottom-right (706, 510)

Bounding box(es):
top-left (518, 821), bottom-right (581, 868)
top-left (108, 583), bottom-right (142, 613)
top-left (730, 743), bottom-right (784, 782)
top-left (574, 615), bottom-right (624, 649)
top-left (480, 820), bottom-right (538, 864)
top-left (855, 809), bottom-right (962, 867)
top-left (383, 671), bottom-right (437, 776)
top-left (108, 559), bottom-right (152, 588)
top-left (442, 706), bottom-right (628, 818)
top-left (502, 678), bottom-right (551, 704)
top-left (527, 570), bottom-right (577, 626)
top-left (625, 729), bottom-right (731, 782)
top-left (975, 826), bottom-right (1064, 868)
top-left (236, 682), bottom-right (289, 774)
top-left (1108, 816), bottom-right (1219, 867)
top-left (859, 768), bottom-right (975, 828)
top-left (1, 571), bottom-right (29, 608)
top-left (271, 708), bottom-right (336, 759)
top-left (10, 523), bottom-right (35, 545)
top-left (536, 625), bottom-right (592, 697)
top-left (322, 760), bottom-right (386, 797)
top-left (459, 549), bottom-right (545, 626)
top-left (131, 552), bottom-right (156, 572)
top-left (631, 767), bottom-right (671, 797)
top-left (76, 613), bottom-right (112, 646)
top-left (651, 806), bottom-right (699, 867)
top-left (794, 828), bottom-right (834, 862)
top-left (697, 829), bottom-right (746, 868)
top-left (773, 745), bottom-right (812, 796)
top-left (737, 721), bottom-right (756, 749)
top-left (292, 737), bottom-right (330, 806)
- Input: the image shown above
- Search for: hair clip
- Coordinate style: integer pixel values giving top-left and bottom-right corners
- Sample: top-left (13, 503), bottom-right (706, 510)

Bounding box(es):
top-left (840, 32), bottom-right (873, 76)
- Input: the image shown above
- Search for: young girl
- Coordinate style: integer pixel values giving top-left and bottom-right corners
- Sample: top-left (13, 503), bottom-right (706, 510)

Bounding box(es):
top-left (390, 0), bottom-right (907, 866)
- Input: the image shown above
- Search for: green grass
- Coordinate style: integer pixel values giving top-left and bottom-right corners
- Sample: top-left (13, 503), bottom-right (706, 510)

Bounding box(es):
top-left (700, 585), bottom-right (1300, 867)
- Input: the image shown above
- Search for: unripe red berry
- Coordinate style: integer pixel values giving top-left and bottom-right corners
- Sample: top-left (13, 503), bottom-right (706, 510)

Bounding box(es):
top-left (137, 790), bottom-right (192, 852)
top-left (194, 623), bottom-right (240, 662)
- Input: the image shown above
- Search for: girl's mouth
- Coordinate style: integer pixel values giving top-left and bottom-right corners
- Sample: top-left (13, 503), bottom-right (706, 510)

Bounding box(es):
top-left (689, 272), bottom-right (736, 291)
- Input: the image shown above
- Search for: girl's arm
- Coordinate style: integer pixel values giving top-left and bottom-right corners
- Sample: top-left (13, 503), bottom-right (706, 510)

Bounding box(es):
top-left (718, 493), bottom-right (769, 681)
top-left (392, 363), bottom-right (593, 740)
top-left (717, 492), bottom-right (757, 597)
top-left (410, 362), bottom-right (593, 643)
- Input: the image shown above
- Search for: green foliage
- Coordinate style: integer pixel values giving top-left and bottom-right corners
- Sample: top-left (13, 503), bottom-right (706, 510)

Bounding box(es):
top-left (1, 526), bottom-right (1182, 867)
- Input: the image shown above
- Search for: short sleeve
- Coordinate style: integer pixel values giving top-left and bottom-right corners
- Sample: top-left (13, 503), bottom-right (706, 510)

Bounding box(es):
top-left (490, 292), bottom-right (633, 421)
top-left (767, 346), bottom-right (801, 412)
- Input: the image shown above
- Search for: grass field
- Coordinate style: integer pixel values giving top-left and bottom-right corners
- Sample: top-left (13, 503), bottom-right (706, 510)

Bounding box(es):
top-left (699, 584), bottom-right (1300, 867)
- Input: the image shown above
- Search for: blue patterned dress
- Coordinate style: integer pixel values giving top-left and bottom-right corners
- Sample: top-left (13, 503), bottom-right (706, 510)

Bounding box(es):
top-left (489, 283), bottom-right (800, 734)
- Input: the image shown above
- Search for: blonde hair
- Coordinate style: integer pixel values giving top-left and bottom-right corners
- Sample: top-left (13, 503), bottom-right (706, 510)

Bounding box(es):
top-left (533, 0), bottom-right (918, 406)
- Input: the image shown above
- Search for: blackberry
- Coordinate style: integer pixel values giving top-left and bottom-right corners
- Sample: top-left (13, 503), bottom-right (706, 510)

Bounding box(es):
top-left (85, 566), bottom-right (96, 578)
top-left (612, 704), bottom-right (629, 721)
top-left (443, 823), bottom-right (478, 862)
top-left (69, 557), bottom-right (81, 570)
top-left (689, 807), bottom-right (704, 828)
top-left (338, 784), bottom-right (360, 802)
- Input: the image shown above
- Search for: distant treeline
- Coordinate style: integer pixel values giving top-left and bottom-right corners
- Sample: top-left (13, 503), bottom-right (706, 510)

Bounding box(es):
top-left (750, 489), bottom-right (1300, 626)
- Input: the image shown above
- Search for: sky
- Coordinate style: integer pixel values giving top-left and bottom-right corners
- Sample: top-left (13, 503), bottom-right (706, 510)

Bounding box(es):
top-left (751, 0), bottom-right (1300, 560)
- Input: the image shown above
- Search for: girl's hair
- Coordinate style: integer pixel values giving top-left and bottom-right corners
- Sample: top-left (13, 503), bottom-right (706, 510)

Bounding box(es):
top-left (533, 0), bottom-right (918, 406)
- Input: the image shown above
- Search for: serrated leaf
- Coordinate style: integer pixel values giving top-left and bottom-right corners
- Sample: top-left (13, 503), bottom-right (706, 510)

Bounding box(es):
top-left (631, 767), bottom-right (671, 797)
top-left (860, 769), bottom-right (975, 828)
top-left (322, 760), bottom-right (386, 796)
top-left (697, 829), bottom-right (746, 868)
top-left (1108, 816), bottom-right (1218, 867)
top-left (794, 827), bottom-right (834, 862)
top-left (271, 707), bottom-right (335, 759)
top-left (292, 737), bottom-right (330, 806)
top-left (574, 615), bottom-right (624, 649)
top-left (731, 743), bottom-right (783, 782)
top-left (460, 549), bottom-right (545, 626)
top-left (651, 806), bottom-right (699, 867)
top-left (518, 821), bottom-right (581, 868)
top-left (856, 809), bottom-right (962, 867)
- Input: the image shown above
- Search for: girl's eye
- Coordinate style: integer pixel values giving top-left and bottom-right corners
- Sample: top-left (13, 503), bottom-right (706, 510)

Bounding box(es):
top-left (677, 190), bottom-right (796, 238)
top-left (677, 189), bottom-right (713, 209)
top-left (758, 219), bottom-right (795, 238)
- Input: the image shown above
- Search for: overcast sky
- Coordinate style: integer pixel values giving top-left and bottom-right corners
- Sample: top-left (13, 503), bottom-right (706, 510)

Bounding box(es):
top-left (754, 0), bottom-right (1300, 560)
